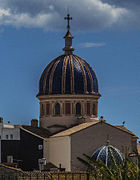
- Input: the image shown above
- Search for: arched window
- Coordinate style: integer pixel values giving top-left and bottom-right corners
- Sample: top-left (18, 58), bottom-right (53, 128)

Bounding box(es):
top-left (76, 103), bottom-right (81, 115)
top-left (55, 103), bottom-right (60, 115)
top-left (92, 104), bottom-right (96, 115)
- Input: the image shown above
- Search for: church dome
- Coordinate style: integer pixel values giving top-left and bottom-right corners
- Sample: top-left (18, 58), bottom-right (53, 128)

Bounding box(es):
top-left (37, 14), bottom-right (101, 131)
top-left (37, 14), bottom-right (100, 97)
top-left (92, 145), bottom-right (124, 166)
top-left (38, 54), bottom-right (99, 95)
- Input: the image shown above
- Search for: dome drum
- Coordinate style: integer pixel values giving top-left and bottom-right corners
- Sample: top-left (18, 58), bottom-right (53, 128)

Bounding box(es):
top-left (39, 97), bottom-right (98, 116)
top-left (38, 94), bottom-right (99, 130)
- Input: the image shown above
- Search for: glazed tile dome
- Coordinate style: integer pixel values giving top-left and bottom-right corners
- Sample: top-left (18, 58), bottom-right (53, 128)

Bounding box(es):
top-left (92, 145), bottom-right (124, 166)
top-left (38, 54), bottom-right (99, 95)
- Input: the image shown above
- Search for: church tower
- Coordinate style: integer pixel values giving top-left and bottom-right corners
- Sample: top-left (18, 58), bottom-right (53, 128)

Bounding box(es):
top-left (37, 14), bottom-right (101, 133)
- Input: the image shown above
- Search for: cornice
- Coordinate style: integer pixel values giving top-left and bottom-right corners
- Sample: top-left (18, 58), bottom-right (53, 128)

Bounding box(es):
top-left (37, 93), bottom-right (101, 100)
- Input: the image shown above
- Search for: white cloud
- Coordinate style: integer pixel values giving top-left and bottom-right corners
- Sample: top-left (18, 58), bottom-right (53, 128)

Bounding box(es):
top-left (0, 8), bottom-right (9, 16)
top-left (0, 0), bottom-right (137, 30)
top-left (80, 42), bottom-right (106, 48)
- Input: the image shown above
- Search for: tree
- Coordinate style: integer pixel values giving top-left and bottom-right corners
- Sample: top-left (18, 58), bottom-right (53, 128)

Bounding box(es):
top-left (77, 154), bottom-right (140, 180)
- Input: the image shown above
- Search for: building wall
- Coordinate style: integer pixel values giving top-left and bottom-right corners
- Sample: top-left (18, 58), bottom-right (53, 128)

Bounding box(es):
top-left (0, 124), bottom-right (20, 163)
top-left (48, 136), bottom-right (71, 171)
top-left (41, 116), bottom-right (77, 129)
top-left (71, 122), bottom-right (133, 171)
top-left (1, 127), bottom-right (20, 140)
top-left (1, 140), bottom-right (20, 163)
top-left (20, 129), bottom-right (44, 171)
top-left (1, 128), bottom-right (44, 171)
top-left (43, 139), bottom-right (48, 161)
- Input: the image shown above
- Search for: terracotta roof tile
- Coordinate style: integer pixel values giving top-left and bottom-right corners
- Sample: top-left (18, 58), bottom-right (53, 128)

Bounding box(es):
top-left (51, 121), bottom-right (99, 138)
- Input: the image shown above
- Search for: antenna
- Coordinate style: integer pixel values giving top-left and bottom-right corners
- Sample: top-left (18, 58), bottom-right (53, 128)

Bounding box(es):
top-left (122, 121), bottom-right (125, 126)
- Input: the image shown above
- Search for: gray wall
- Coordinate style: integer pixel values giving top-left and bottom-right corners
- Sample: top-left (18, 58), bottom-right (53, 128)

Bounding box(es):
top-left (71, 122), bottom-right (133, 171)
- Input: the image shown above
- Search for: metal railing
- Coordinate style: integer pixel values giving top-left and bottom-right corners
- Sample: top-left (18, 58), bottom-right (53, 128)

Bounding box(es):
top-left (0, 164), bottom-right (92, 180)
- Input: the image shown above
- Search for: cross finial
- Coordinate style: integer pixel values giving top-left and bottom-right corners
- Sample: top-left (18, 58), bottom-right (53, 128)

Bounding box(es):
top-left (64, 13), bottom-right (72, 31)
top-left (63, 13), bottom-right (74, 54)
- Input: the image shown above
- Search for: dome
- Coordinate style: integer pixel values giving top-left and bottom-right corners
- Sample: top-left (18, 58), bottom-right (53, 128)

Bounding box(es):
top-left (92, 145), bottom-right (124, 166)
top-left (38, 54), bottom-right (99, 96)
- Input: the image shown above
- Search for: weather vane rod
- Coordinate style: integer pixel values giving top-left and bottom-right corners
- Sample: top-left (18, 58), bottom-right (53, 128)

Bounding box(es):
top-left (64, 14), bottom-right (72, 31)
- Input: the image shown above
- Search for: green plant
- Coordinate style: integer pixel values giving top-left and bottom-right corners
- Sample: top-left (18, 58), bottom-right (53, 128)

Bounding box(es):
top-left (77, 154), bottom-right (140, 180)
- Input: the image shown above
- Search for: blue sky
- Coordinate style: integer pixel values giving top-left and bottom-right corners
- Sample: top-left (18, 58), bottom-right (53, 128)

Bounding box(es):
top-left (0, 0), bottom-right (139, 138)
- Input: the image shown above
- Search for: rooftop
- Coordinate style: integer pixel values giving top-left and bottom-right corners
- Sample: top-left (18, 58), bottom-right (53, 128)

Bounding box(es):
top-left (51, 121), bottom-right (138, 138)
top-left (15, 125), bottom-right (51, 139)
top-left (51, 121), bottom-right (99, 137)
top-left (115, 125), bottom-right (137, 137)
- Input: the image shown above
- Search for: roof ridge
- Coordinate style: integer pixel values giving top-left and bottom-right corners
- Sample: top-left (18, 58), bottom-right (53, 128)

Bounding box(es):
top-left (114, 125), bottom-right (137, 137)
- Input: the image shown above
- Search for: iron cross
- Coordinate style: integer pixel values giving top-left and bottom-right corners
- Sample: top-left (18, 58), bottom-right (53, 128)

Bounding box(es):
top-left (64, 14), bottom-right (72, 31)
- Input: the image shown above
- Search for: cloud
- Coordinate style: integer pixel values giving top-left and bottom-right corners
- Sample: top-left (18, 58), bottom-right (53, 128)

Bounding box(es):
top-left (0, 0), bottom-right (138, 30)
top-left (80, 42), bottom-right (106, 48)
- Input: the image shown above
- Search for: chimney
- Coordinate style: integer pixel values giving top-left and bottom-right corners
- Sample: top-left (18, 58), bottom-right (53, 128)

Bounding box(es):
top-left (31, 119), bottom-right (38, 128)
top-left (0, 117), bottom-right (3, 124)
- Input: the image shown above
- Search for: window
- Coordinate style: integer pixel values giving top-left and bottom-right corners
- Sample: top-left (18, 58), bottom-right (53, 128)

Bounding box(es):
top-left (65, 103), bottom-right (71, 115)
top-left (41, 104), bottom-right (44, 116)
top-left (86, 103), bottom-right (90, 115)
top-left (10, 134), bottom-right (13, 140)
top-left (46, 103), bottom-right (50, 115)
top-left (6, 135), bottom-right (8, 139)
top-left (92, 104), bottom-right (96, 115)
top-left (76, 103), bottom-right (81, 115)
top-left (38, 145), bottom-right (43, 150)
top-left (55, 103), bottom-right (60, 115)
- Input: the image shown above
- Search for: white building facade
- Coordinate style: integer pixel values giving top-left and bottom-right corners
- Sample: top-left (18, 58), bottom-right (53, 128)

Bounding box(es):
top-left (0, 117), bottom-right (20, 163)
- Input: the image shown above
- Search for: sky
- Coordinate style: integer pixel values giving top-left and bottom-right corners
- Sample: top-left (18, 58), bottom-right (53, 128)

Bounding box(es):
top-left (0, 0), bottom-right (139, 138)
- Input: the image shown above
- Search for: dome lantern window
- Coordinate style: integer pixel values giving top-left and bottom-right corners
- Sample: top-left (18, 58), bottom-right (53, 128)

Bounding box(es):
top-left (54, 103), bottom-right (60, 116)
top-left (76, 103), bottom-right (81, 115)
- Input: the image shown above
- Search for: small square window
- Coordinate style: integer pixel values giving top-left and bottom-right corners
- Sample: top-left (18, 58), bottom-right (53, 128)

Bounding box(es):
top-left (6, 135), bottom-right (8, 139)
top-left (38, 145), bottom-right (43, 150)
top-left (10, 134), bottom-right (13, 140)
